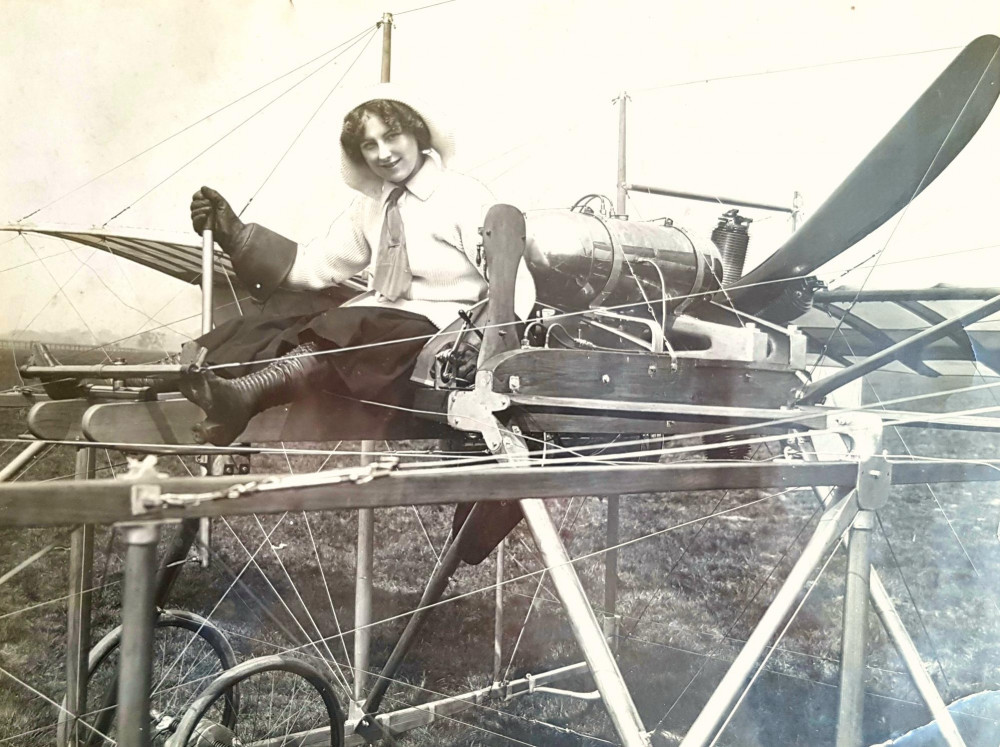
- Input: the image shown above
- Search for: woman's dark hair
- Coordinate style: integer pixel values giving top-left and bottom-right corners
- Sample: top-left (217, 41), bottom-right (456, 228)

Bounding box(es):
top-left (340, 99), bottom-right (432, 163)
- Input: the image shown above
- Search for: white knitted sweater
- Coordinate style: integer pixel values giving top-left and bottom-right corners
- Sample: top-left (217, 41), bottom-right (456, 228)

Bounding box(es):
top-left (286, 157), bottom-right (534, 329)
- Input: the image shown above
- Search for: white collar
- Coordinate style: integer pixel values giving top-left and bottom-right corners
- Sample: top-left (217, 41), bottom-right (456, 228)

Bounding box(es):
top-left (379, 154), bottom-right (441, 206)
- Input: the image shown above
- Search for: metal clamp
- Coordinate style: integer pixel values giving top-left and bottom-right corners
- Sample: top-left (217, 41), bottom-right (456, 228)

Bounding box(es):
top-left (129, 457), bottom-right (400, 515)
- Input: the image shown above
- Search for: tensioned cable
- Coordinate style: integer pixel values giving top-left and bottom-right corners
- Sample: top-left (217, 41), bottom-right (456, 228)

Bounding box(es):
top-left (651, 496), bottom-right (821, 732)
top-left (394, 0), bottom-right (461, 16)
top-left (6, 367), bottom-right (1000, 477)
top-left (0, 247), bottom-right (77, 275)
top-left (18, 23), bottom-right (377, 222)
top-left (875, 512), bottom-right (954, 697)
top-left (6, 393), bottom-right (1000, 482)
top-left (103, 26), bottom-right (379, 226)
top-left (237, 27), bottom-right (379, 217)
top-left (502, 492), bottom-right (583, 682)
top-left (87, 236), bottom-right (194, 345)
top-left (709, 536), bottom-right (844, 746)
top-left (832, 326), bottom-right (992, 693)
top-left (833, 242), bottom-right (1000, 281)
top-left (0, 665), bottom-right (117, 745)
top-left (630, 44), bottom-right (962, 94)
top-left (250, 512), bottom-right (353, 691)
top-left (19, 236), bottom-right (112, 362)
top-left (5, 265), bottom-right (833, 371)
top-left (624, 444), bottom-right (769, 637)
top-left (219, 515), bottom-right (353, 695)
top-left (810, 41), bottom-right (1000, 377)
top-left (0, 528), bottom-right (75, 589)
top-left (148, 513), bottom-right (298, 695)
top-left (232, 491), bottom-right (783, 662)
top-left (11, 236), bottom-right (110, 360)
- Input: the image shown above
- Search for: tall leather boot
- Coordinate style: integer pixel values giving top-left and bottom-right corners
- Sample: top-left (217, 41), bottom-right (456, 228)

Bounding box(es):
top-left (180, 342), bottom-right (327, 445)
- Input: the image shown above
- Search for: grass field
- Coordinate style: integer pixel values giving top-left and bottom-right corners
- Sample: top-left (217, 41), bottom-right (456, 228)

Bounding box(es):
top-left (2, 370), bottom-right (1000, 745)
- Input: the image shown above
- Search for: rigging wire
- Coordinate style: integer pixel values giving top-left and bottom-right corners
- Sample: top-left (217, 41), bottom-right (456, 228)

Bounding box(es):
top-left (832, 325), bottom-right (998, 695)
top-left (650, 498), bottom-right (822, 732)
top-left (17, 23), bottom-right (378, 223)
top-left (709, 536), bottom-right (844, 746)
top-left (237, 27), bottom-right (380, 218)
top-left (102, 26), bottom-right (379, 226)
top-left (394, 0), bottom-right (461, 16)
top-left (630, 44), bottom-right (963, 94)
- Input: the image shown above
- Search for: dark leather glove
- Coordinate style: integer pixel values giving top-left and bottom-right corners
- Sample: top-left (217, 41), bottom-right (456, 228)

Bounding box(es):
top-left (190, 186), bottom-right (244, 254)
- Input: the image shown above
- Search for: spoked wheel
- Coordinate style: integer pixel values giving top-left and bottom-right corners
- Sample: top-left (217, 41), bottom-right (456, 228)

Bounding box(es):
top-left (57, 609), bottom-right (239, 747)
top-left (168, 655), bottom-right (345, 747)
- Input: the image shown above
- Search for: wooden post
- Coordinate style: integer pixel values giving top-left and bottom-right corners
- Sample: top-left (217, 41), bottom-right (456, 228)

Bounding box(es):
top-left (380, 13), bottom-right (393, 84)
top-left (64, 448), bottom-right (95, 747)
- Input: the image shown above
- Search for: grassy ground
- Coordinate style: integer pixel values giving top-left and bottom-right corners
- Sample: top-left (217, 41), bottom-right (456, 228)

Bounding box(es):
top-left (2, 369), bottom-right (1000, 745)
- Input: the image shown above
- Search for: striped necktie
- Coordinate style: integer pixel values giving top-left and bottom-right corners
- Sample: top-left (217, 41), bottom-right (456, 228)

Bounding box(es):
top-left (372, 186), bottom-right (411, 301)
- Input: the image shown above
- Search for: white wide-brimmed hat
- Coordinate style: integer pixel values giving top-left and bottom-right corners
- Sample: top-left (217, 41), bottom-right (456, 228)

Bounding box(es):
top-left (338, 81), bottom-right (456, 197)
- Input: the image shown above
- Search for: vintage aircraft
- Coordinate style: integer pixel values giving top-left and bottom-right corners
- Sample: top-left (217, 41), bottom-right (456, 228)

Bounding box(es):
top-left (2, 28), bottom-right (1000, 747)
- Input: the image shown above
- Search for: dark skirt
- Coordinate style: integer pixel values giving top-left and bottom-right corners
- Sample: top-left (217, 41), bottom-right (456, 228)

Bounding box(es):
top-left (197, 305), bottom-right (438, 406)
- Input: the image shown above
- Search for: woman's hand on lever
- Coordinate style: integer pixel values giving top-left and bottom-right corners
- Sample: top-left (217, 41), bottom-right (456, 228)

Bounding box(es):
top-left (190, 186), bottom-right (245, 254)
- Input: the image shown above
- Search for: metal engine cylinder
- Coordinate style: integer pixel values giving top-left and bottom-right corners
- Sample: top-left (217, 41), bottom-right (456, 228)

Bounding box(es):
top-left (524, 210), bottom-right (723, 312)
top-left (711, 209), bottom-right (752, 287)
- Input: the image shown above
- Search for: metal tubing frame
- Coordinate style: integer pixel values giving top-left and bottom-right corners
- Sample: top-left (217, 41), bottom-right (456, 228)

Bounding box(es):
top-left (117, 522), bottom-right (161, 747)
top-left (64, 448), bottom-right (95, 747)
top-left (520, 497), bottom-right (651, 747)
top-left (0, 440), bottom-right (46, 481)
top-left (809, 426), bottom-right (968, 747)
top-left (799, 290), bottom-right (1000, 403)
top-left (624, 182), bottom-right (795, 214)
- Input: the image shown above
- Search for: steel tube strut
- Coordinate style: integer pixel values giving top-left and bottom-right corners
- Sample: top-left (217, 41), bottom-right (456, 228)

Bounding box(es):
top-left (520, 498), bottom-right (651, 747)
top-left (117, 523), bottom-right (160, 747)
top-left (680, 490), bottom-right (859, 747)
top-left (836, 510), bottom-right (875, 746)
top-left (799, 291), bottom-right (1000, 404)
top-left (354, 442), bottom-right (376, 708)
top-left (869, 572), bottom-right (968, 747)
top-left (625, 183), bottom-right (794, 214)
top-left (0, 440), bottom-right (46, 482)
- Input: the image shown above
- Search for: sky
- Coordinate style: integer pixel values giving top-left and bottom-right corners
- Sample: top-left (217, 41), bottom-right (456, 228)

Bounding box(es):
top-left (1, 0), bottom-right (998, 349)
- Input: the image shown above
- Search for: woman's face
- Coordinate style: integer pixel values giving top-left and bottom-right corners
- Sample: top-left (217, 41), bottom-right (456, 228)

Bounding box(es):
top-left (358, 112), bottom-right (423, 184)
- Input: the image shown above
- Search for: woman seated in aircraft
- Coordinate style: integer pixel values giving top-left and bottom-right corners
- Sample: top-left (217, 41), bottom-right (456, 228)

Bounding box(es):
top-left (183, 82), bottom-right (534, 447)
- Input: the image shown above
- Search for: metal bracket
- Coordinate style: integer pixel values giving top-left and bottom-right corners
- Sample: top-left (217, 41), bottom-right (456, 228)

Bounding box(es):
top-left (129, 457), bottom-right (400, 515)
top-left (826, 411), bottom-right (890, 513)
top-left (448, 370), bottom-right (510, 452)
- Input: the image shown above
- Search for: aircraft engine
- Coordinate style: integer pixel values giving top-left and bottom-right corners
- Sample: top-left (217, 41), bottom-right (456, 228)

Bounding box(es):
top-left (525, 210), bottom-right (723, 313)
